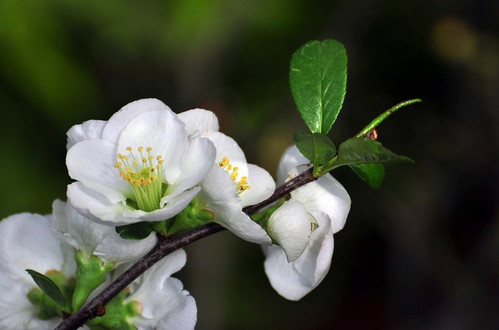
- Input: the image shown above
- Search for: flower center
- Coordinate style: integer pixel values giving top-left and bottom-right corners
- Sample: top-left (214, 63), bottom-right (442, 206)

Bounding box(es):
top-left (219, 157), bottom-right (250, 194)
top-left (115, 146), bottom-right (165, 212)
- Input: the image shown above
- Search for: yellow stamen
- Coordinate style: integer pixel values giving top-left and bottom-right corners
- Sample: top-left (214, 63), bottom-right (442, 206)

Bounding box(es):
top-left (219, 157), bottom-right (251, 193)
top-left (115, 146), bottom-right (165, 212)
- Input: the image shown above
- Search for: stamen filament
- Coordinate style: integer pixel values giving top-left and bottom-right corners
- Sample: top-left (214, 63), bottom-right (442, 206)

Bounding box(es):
top-left (116, 146), bottom-right (165, 212)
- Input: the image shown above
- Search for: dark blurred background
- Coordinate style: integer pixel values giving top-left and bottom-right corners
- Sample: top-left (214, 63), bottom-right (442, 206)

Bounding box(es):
top-left (1, 0), bottom-right (498, 329)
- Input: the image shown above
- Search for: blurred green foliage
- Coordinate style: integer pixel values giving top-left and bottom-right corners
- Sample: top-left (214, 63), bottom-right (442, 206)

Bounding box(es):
top-left (1, 0), bottom-right (498, 329)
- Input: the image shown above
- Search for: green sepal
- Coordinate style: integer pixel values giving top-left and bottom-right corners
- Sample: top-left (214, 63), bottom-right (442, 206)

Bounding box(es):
top-left (85, 289), bottom-right (139, 329)
top-left (27, 287), bottom-right (62, 320)
top-left (322, 137), bottom-right (413, 173)
top-left (72, 251), bottom-right (115, 311)
top-left (26, 269), bottom-right (67, 307)
top-left (294, 130), bottom-right (336, 177)
top-left (349, 163), bottom-right (385, 189)
top-left (162, 199), bottom-right (215, 235)
top-left (290, 39), bottom-right (347, 135)
top-left (116, 221), bottom-right (153, 240)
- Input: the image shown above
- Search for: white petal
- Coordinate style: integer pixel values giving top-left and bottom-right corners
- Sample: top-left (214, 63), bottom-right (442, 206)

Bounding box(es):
top-left (69, 181), bottom-right (200, 225)
top-left (102, 99), bottom-right (171, 143)
top-left (126, 250), bottom-right (197, 330)
top-left (263, 245), bottom-right (306, 300)
top-left (66, 119), bottom-right (106, 150)
top-left (94, 232), bottom-right (157, 264)
top-left (292, 214), bottom-right (334, 283)
top-left (177, 108), bottom-right (219, 137)
top-left (116, 109), bottom-right (188, 184)
top-left (51, 199), bottom-right (157, 263)
top-left (155, 280), bottom-right (197, 330)
top-left (0, 280), bottom-right (61, 330)
top-left (214, 205), bottom-right (271, 244)
top-left (239, 164), bottom-right (275, 207)
top-left (263, 220), bottom-right (334, 301)
top-left (277, 145), bottom-right (311, 184)
top-left (292, 174), bottom-right (351, 233)
top-left (209, 132), bottom-right (248, 174)
top-left (67, 182), bottom-right (126, 224)
top-left (199, 164), bottom-right (239, 204)
top-left (66, 139), bottom-right (130, 203)
top-left (267, 200), bottom-right (313, 262)
top-left (165, 137), bottom-right (216, 199)
top-left (0, 213), bottom-right (66, 284)
top-left (127, 249), bottom-right (185, 309)
top-left (263, 212), bottom-right (334, 301)
top-left (51, 199), bottom-right (108, 255)
top-left (200, 166), bottom-right (271, 244)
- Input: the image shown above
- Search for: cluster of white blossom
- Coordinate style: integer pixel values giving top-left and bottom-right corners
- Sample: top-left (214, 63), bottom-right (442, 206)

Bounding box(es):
top-left (0, 99), bottom-right (350, 329)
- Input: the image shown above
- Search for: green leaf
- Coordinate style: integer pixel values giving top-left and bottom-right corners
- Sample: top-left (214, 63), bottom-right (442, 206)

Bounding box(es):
top-left (26, 269), bottom-right (67, 307)
top-left (325, 137), bottom-right (413, 171)
top-left (349, 163), bottom-right (385, 189)
top-left (293, 130), bottom-right (336, 169)
top-left (290, 39), bottom-right (347, 135)
top-left (116, 222), bottom-right (153, 240)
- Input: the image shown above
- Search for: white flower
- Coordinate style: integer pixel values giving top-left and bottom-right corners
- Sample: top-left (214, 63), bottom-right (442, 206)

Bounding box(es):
top-left (66, 99), bottom-right (216, 226)
top-left (50, 199), bottom-right (157, 264)
top-left (262, 145), bottom-right (351, 300)
top-left (178, 109), bottom-right (274, 244)
top-left (0, 213), bottom-right (78, 329)
top-left (113, 250), bottom-right (197, 330)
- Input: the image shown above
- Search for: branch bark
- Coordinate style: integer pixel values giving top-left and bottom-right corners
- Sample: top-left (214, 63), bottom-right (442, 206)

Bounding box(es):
top-left (56, 167), bottom-right (315, 330)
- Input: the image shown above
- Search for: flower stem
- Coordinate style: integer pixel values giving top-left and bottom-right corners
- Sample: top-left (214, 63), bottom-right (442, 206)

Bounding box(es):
top-left (355, 99), bottom-right (421, 137)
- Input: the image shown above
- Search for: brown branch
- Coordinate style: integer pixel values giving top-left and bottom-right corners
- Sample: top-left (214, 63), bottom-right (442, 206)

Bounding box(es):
top-left (55, 167), bottom-right (315, 330)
